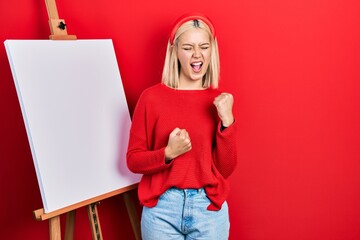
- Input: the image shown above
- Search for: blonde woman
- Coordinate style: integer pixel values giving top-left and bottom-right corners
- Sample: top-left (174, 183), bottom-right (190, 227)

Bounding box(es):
top-left (127, 13), bottom-right (237, 240)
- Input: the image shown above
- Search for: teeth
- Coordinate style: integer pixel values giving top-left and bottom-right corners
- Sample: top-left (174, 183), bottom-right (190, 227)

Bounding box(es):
top-left (191, 62), bottom-right (202, 72)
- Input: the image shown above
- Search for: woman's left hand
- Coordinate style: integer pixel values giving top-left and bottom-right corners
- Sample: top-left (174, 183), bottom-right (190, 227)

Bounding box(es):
top-left (213, 92), bottom-right (234, 127)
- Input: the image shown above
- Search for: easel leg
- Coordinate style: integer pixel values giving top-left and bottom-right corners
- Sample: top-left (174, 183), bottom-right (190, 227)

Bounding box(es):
top-left (88, 203), bottom-right (103, 240)
top-left (64, 210), bottom-right (76, 240)
top-left (123, 192), bottom-right (141, 240)
top-left (49, 216), bottom-right (61, 240)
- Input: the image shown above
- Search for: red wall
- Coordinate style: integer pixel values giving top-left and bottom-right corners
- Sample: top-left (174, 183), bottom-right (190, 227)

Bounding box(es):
top-left (1, 0), bottom-right (359, 239)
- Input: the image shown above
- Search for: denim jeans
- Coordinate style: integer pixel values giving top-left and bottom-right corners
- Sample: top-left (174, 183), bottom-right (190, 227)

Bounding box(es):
top-left (141, 187), bottom-right (230, 240)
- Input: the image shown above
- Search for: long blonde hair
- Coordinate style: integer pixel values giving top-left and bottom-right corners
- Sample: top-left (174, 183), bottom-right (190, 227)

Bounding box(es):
top-left (162, 18), bottom-right (220, 89)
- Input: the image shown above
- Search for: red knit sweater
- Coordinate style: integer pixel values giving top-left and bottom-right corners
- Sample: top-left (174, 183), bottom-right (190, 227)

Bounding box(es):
top-left (126, 83), bottom-right (237, 210)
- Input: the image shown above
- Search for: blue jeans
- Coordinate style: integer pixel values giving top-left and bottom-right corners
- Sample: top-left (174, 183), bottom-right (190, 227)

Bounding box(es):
top-left (141, 188), bottom-right (230, 240)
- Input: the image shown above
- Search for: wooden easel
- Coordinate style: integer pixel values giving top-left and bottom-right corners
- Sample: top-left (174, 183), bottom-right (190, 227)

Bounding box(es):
top-left (34, 184), bottom-right (140, 240)
top-left (33, 1), bottom-right (141, 239)
top-left (45, 0), bottom-right (76, 40)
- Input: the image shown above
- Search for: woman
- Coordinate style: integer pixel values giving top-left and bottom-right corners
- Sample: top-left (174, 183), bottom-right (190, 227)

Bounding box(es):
top-left (127, 13), bottom-right (237, 239)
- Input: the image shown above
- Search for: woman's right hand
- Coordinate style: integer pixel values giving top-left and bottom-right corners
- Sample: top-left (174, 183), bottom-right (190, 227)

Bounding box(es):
top-left (164, 128), bottom-right (192, 162)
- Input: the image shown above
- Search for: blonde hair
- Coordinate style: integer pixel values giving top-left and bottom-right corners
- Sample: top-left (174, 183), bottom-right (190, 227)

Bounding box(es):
top-left (162, 19), bottom-right (220, 89)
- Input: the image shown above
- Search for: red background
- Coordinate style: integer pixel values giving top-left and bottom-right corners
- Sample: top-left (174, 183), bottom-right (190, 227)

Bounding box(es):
top-left (1, 0), bottom-right (360, 239)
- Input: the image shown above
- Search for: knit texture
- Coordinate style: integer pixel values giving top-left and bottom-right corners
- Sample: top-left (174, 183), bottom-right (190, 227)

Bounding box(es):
top-left (127, 83), bottom-right (237, 210)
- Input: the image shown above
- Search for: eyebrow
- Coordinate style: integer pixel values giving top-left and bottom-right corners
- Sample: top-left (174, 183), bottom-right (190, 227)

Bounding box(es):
top-left (181, 42), bottom-right (210, 47)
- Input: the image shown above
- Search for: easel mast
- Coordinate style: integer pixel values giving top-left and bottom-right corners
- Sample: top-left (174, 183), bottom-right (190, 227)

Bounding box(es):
top-left (45, 0), bottom-right (77, 40)
top-left (32, 1), bottom-right (141, 239)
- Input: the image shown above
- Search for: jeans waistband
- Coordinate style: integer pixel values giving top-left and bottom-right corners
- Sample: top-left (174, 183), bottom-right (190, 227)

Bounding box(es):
top-left (167, 187), bottom-right (205, 197)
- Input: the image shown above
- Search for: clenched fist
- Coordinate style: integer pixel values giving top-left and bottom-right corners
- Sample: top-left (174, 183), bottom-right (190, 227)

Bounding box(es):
top-left (213, 93), bottom-right (234, 127)
top-left (165, 128), bottom-right (192, 162)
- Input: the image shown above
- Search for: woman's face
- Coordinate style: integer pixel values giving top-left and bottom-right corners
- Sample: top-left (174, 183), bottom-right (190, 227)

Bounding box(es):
top-left (177, 27), bottom-right (211, 89)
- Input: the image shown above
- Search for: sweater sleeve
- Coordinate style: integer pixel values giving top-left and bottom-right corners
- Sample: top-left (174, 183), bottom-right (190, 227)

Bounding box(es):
top-left (212, 120), bottom-right (238, 178)
top-left (126, 92), bottom-right (171, 175)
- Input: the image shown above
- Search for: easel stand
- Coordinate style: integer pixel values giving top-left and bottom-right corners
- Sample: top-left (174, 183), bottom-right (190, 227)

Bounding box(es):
top-left (32, 1), bottom-right (141, 239)
top-left (34, 185), bottom-right (140, 240)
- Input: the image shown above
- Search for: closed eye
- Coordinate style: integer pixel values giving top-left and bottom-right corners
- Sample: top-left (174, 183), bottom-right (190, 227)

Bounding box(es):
top-left (200, 43), bottom-right (210, 50)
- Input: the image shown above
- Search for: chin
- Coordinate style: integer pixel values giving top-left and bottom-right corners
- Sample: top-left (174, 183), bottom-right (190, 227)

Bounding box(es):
top-left (190, 77), bottom-right (204, 82)
top-left (193, 75), bottom-right (206, 82)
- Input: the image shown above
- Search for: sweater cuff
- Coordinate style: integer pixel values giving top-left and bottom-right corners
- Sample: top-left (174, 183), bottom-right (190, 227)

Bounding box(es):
top-left (219, 119), bottom-right (236, 133)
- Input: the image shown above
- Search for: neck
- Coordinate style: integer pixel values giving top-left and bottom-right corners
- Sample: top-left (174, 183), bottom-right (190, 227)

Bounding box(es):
top-left (178, 77), bottom-right (204, 90)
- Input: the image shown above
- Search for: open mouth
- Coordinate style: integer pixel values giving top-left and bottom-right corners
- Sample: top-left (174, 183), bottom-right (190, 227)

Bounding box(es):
top-left (191, 62), bottom-right (203, 72)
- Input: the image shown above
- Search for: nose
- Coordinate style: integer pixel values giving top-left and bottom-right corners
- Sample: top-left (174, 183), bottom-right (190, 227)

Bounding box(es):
top-left (193, 47), bottom-right (201, 58)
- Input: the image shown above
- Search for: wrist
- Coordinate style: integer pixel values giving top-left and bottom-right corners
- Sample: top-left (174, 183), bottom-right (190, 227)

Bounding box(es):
top-left (221, 116), bottom-right (234, 127)
top-left (164, 146), bottom-right (174, 163)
